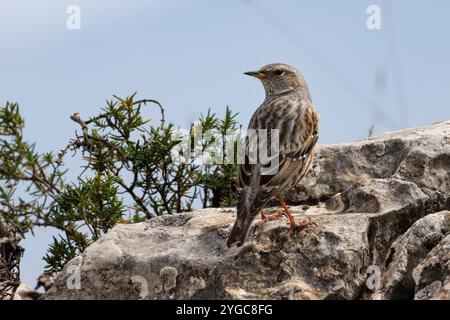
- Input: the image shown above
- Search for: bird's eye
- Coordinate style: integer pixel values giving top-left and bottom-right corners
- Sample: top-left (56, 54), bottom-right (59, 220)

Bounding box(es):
top-left (273, 69), bottom-right (285, 76)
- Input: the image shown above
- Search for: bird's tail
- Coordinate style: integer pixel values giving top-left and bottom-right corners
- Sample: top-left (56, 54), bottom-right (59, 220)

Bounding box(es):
top-left (227, 211), bottom-right (253, 248)
top-left (227, 192), bottom-right (264, 247)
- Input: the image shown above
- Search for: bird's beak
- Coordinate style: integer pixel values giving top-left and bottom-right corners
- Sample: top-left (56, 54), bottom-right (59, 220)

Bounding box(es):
top-left (244, 71), bottom-right (267, 79)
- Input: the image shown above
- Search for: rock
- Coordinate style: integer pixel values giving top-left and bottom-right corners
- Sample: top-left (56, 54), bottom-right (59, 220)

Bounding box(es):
top-left (13, 283), bottom-right (41, 300)
top-left (288, 121), bottom-right (450, 208)
top-left (42, 121), bottom-right (450, 300)
top-left (370, 211), bottom-right (450, 299)
top-left (289, 121), bottom-right (450, 267)
top-left (413, 233), bottom-right (450, 300)
top-left (44, 207), bottom-right (372, 300)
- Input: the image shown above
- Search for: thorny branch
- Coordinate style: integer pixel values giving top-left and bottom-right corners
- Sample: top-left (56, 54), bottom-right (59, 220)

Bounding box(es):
top-left (0, 95), bottom-right (238, 299)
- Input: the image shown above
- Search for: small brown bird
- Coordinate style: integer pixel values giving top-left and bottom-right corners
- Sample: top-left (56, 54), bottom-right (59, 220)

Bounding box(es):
top-left (227, 63), bottom-right (319, 247)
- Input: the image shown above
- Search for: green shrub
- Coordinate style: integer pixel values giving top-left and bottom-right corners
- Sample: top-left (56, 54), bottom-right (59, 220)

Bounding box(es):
top-left (0, 94), bottom-right (238, 298)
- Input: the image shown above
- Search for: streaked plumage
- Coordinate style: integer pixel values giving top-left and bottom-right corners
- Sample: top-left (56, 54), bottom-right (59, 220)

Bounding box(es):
top-left (227, 63), bottom-right (319, 247)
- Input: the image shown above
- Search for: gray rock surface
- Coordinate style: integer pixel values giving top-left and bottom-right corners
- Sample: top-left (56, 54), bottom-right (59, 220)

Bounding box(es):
top-left (289, 121), bottom-right (450, 269)
top-left (413, 233), bottom-right (450, 300)
top-left (13, 283), bottom-right (41, 300)
top-left (43, 121), bottom-right (450, 300)
top-left (370, 211), bottom-right (449, 299)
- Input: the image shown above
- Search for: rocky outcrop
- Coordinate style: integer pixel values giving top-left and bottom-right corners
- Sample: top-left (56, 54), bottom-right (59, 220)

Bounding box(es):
top-left (13, 284), bottom-right (41, 300)
top-left (43, 121), bottom-right (450, 300)
top-left (289, 121), bottom-right (450, 275)
top-left (369, 211), bottom-right (449, 299)
top-left (413, 233), bottom-right (450, 300)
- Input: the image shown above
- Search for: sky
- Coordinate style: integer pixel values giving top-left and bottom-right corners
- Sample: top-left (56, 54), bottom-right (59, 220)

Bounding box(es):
top-left (1, 0), bottom-right (449, 287)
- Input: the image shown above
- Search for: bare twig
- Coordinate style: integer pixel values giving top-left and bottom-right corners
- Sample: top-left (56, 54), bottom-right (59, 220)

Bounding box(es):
top-left (135, 99), bottom-right (165, 129)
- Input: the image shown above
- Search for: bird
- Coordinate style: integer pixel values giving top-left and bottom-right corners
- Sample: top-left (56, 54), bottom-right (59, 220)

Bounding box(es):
top-left (227, 63), bottom-right (319, 248)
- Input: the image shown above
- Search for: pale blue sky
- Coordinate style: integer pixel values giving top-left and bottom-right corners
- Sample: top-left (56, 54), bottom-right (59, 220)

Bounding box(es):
top-left (1, 0), bottom-right (449, 287)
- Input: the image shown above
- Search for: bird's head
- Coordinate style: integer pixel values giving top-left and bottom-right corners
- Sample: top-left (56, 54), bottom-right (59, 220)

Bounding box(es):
top-left (244, 63), bottom-right (309, 97)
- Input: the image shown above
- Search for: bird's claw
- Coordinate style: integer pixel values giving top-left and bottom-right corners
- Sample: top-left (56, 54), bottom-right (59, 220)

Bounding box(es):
top-left (257, 210), bottom-right (283, 226)
top-left (287, 215), bottom-right (316, 237)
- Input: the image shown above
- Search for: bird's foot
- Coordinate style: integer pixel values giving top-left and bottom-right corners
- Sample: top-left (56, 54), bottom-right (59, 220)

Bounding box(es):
top-left (287, 215), bottom-right (317, 237)
top-left (257, 210), bottom-right (283, 226)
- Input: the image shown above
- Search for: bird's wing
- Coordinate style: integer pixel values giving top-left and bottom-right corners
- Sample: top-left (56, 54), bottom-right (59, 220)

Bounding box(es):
top-left (237, 100), bottom-right (319, 213)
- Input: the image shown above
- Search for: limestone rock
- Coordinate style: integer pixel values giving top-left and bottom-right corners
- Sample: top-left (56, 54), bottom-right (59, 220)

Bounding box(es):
top-left (370, 211), bottom-right (449, 299)
top-left (413, 233), bottom-right (450, 300)
top-left (13, 283), bottom-right (41, 300)
top-left (288, 120), bottom-right (450, 212)
top-left (42, 121), bottom-right (450, 300)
